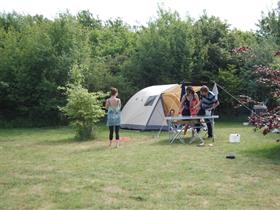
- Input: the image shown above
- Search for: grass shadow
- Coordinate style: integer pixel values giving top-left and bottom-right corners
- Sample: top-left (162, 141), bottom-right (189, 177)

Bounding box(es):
top-left (243, 143), bottom-right (280, 164)
top-left (69, 145), bottom-right (108, 154)
top-left (36, 137), bottom-right (94, 146)
top-left (151, 137), bottom-right (195, 146)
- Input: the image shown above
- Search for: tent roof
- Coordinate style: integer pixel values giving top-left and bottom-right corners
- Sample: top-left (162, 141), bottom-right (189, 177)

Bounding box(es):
top-left (139, 84), bottom-right (201, 95)
top-left (140, 84), bottom-right (178, 95)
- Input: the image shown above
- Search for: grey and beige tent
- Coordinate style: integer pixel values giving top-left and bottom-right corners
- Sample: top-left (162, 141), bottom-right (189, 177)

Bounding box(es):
top-left (120, 84), bottom-right (201, 130)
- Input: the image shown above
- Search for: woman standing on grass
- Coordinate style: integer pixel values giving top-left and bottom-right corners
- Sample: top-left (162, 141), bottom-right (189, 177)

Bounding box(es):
top-left (105, 87), bottom-right (121, 148)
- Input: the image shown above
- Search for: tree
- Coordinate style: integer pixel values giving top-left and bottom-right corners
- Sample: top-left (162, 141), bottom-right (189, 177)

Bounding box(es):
top-left (216, 66), bottom-right (242, 114)
top-left (59, 64), bottom-right (106, 140)
top-left (0, 12), bottom-right (90, 125)
top-left (124, 8), bottom-right (194, 88)
top-left (241, 65), bottom-right (280, 137)
top-left (257, 1), bottom-right (280, 45)
top-left (77, 10), bottom-right (101, 30)
top-left (85, 17), bottom-right (137, 102)
top-left (191, 13), bottom-right (232, 83)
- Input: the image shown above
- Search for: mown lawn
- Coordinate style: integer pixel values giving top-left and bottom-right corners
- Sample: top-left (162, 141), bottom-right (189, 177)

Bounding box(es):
top-left (0, 123), bottom-right (280, 209)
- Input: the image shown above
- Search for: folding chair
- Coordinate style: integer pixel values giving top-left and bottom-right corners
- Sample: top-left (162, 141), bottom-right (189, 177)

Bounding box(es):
top-left (168, 121), bottom-right (186, 144)
top-left (189, 123), bottom-right (208, 144)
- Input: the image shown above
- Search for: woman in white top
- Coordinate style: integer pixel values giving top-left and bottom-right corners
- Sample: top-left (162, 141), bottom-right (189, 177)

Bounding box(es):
top-left (105, 87), bottom-right (121, 147)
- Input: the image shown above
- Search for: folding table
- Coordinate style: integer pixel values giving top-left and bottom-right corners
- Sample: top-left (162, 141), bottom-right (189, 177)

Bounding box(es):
top-left (165, 115), bottom-right (219, 144)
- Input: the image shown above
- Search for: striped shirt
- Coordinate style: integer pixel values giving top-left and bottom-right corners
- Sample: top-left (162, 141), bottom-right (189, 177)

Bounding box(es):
top-left (201, 91), bottom-right (217, 110)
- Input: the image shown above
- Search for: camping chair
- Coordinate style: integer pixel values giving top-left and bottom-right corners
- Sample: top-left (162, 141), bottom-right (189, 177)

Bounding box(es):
top-left (188, 114), bottom-right (217, 144)
top-left (188, 122), bottom-right (208, 144)
top-left (168, 119), bottom-right (206, 144)
top-left (168, 120), bottom-right (186, 144)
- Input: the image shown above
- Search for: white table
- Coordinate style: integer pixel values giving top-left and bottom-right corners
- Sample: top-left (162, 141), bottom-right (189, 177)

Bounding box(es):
top-left (165, 115), bottom-right (219, 144)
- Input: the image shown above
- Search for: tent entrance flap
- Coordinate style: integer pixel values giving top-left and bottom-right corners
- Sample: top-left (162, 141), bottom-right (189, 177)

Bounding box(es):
top-left (161, 93), bottom-right (180, 116)
top-left (161, 85), bottom-right (201, 116)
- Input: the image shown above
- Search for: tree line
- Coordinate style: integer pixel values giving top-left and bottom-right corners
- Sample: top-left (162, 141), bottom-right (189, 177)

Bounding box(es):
top-left (0, 4), bottom-right (279, 127)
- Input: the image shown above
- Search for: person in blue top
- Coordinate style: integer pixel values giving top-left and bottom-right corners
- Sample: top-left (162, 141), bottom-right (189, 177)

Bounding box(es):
top-left (105, 87), bottom-right (121, 148)
top-left (194, 85), bottom-right (220, 138)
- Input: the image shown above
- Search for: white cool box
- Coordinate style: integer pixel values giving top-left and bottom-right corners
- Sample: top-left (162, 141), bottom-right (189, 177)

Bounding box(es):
top-left (229, 134), bottom-right (240, 143)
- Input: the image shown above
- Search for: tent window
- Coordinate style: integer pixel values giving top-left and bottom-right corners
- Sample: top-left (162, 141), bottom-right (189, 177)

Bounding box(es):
top-left (144, 96), bottom-right (157, 106)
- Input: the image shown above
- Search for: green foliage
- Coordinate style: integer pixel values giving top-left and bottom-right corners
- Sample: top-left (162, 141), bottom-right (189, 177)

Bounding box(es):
top-left (257, 1), bottom-right (280, 45)
top-left (77, 10), bottom-right (102, 30)
top-left (0, 12), bottom-right (89, 125)
top-left (85, 18), bottom-right (137, 102)
top-left (124, 9), bottom-right (194, 88)
top-left (216, 67), bottom-right (242, 114)
top-left (191, 14), bottom-right (232, 82)
top-left (59, 65), bottom-right (106, 140)
top-left (59, 84), bottom-right (106, 140)
top-left (1, 5), bottom-right (280, 126)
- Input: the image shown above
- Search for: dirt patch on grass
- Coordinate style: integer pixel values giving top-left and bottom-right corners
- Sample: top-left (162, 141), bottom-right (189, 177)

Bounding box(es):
top-left (30, 184), bottom-right (44, 195)
top-left (14, 174), bottom-right (49, 181)
top-left (59, 187), bottom-right (74, 193)
top-left (35, 165), bottom-right (55, 172)
top-left (38, 202), bottom-right (56, 210)
top-left (103, 185), bottom-right (123, 194)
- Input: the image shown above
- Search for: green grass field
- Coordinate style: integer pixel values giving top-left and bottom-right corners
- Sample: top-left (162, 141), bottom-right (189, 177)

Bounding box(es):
top-left (0, 123), bottom-right (280, 209)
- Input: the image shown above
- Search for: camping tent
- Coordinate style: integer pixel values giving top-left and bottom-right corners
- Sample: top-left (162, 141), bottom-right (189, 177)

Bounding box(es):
top-left (120, 84), bottom-right (201, 130)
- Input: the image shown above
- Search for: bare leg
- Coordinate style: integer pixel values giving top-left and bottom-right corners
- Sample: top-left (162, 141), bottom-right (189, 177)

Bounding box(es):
top-left (116, 140), bottom-right (120, 148)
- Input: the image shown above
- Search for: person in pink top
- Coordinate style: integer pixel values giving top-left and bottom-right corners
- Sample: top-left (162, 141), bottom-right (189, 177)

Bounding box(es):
top-left (188, 87), bottom-right (200, 116)
top-left (179, 86), bottom-right (200, 134)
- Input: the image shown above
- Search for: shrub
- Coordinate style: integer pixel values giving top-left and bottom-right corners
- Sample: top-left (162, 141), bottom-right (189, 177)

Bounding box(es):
top-left (59, 64), bottom-right (106, 140)
top-left (59, 84), bottom-right (106, 140)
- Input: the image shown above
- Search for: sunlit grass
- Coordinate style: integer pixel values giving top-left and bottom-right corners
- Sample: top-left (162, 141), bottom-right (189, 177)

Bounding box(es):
top-left (0, 123), bottom-right (279, 209)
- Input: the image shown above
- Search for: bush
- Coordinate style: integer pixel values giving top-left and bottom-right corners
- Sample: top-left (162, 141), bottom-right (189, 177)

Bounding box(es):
top-left (59, 64), bottom-right (106, 140)
top-left (59, 84), bottom-right (106, 140)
